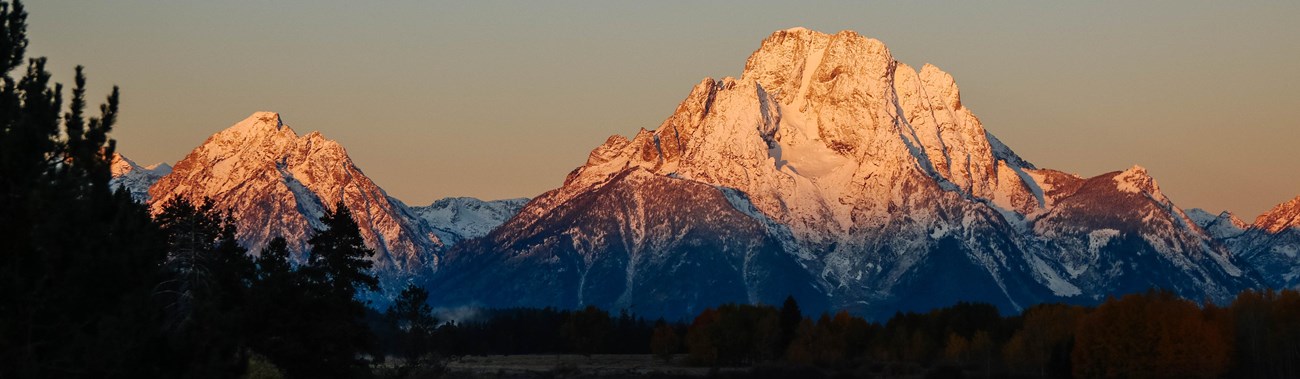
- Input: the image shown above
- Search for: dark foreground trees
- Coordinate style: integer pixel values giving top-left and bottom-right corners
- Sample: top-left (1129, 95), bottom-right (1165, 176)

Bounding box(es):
top-left (239, 202), bottom-right (381, 379)
top-left (154, 198), bottom-right (255, 378)
top-left (1072, 291), bottom-right (1229, 379)
top-left (386, 283), bottom-right (438, 364)
top-left (0, 1), bottom-right (167, 376)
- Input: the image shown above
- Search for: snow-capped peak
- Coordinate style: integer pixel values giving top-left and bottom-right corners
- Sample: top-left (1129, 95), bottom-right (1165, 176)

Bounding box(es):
top-left (250, 111), bottom-right (284, 129)
top-left (1187, 208), bottom-right (1249, 239)
top-left (148, 112), bottom-right (443, 287)
top-left (424, 27), bottom-right (1264, 319)
top-left (211, 112), bottom-right (296, 146)
top-left (1254, 195), bottom-right (1300, 233)
top-left (741, 28), bottom-right (892, 107)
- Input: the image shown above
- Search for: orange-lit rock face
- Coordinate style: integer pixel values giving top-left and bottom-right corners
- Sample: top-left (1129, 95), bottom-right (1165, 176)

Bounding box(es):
top-left (1255, 196), bottom-right (1300, 234)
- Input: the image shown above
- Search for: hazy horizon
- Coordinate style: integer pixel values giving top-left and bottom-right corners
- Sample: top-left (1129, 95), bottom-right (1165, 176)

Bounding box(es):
top-left (26, 1), bottom-right (1300, 218)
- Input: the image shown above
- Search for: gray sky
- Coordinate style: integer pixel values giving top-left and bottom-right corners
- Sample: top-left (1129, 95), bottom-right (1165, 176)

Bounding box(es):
top-left (24, 1), bottom-right (1300, 218)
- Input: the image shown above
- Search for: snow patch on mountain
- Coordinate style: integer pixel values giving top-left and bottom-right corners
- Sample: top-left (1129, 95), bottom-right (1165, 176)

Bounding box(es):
top-left (1187, 208), bottom-right (1249, 239)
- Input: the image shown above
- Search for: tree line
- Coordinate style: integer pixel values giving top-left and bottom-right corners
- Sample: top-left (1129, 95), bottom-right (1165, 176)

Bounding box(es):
top-left (369, 289), bottom-right (1300, 379)
top-left (648, 290), bottom-right (1300, 379)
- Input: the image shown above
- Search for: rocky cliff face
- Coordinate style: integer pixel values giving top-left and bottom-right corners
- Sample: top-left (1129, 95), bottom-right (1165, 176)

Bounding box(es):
top-left (427, 28), bottom-right (1261, 319)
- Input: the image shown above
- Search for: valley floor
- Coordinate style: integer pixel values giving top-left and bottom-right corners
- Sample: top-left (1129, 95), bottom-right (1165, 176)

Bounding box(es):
top-left (443, 354), bottom-right (741, 378)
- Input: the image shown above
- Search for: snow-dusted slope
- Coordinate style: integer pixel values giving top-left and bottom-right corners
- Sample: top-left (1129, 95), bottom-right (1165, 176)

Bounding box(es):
top-left (427, 28), bottom-right (1261, 319)
top-left (412, 197), bottom-right (528, 246)
top-left (148, 112), bottom-right (443, 287)
top-left (109, 153), bottom-right (171, 202)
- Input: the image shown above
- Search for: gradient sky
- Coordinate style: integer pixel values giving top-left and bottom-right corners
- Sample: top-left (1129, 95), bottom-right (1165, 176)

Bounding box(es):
top-left (24, 1), bottom-right (1300, 218)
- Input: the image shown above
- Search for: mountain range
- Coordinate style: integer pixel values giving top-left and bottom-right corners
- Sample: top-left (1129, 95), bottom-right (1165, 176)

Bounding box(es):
top-left (112, 28), bottom-right (1300, 319)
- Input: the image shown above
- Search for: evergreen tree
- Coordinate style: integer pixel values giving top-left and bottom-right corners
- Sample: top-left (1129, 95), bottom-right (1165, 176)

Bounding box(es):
top-left (245, 237), bottom-right (311, 378)
top-left (303, 201), bottom-right (379, 298)
top-left (279, 201), bottom-right (379, 378)
top-left (154, 197), bottom-right (256, 378)
top-left (778, 295), bottom-right (802, 355)
top-left (386, 283), bottom-right (438, 364)
top-left (247, 238), bottom-right (297, 345)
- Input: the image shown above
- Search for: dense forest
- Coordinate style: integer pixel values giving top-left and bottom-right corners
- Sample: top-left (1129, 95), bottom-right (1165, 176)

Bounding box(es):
top-left (4, 1), bottom-right (1300, 378)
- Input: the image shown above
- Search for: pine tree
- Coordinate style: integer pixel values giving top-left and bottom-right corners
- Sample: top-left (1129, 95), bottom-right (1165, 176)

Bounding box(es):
top-left (303, 201), bottom-right (379, 298)
top-left (154, 197), bottom-right (255, 378)
top-left (282, 201), bottom-right (380, 378)
top-left (778, 295), bottom-right (802, 356)
top-left (245, 237), bottom-right (307, 378)
top-left (386, 283), bottom-right (438, 364)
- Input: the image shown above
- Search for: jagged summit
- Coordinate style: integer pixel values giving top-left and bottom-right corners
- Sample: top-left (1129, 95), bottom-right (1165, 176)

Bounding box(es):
top-left (110, 152), bottom-right (139, 176)
top-left (205, 112), bottom-right (296, 149)
top-left (1113, 165), bottom-right (1163, 198)
top-left (1255, 195), bottom-right (1300, 233)
top-left (249, 111), bottom-right (284, 128)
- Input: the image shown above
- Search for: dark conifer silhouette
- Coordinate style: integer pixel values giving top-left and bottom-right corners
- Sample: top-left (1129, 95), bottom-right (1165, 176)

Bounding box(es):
top-left (386, 283), bottom-right (438, 364)
top-left (0, 1), bottom-right (166, 377)
top-left (279, 202), bottom-right (380, 378)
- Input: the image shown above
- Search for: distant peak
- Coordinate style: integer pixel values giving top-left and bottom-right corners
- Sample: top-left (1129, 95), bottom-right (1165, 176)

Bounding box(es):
top-left (145, 162), bottom-right (173, 175)
top-left (110, 152), bottom-right (140, 176)
top-left (1216, 211), bottom-right (1249, 229)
